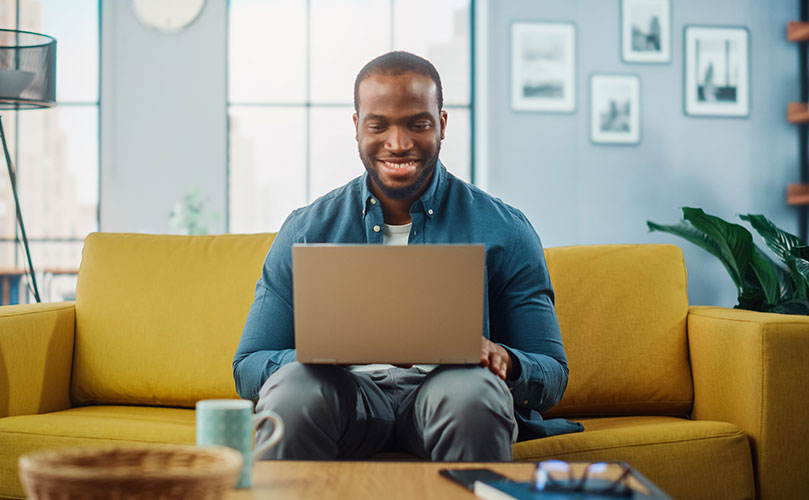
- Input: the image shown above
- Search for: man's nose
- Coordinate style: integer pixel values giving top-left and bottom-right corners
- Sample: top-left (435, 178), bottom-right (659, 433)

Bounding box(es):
top-left (384, 127), bottom-right (413, 152)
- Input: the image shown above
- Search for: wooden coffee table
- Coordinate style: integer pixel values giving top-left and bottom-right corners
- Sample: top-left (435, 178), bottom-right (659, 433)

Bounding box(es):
top-left (228, 460), bottom-right (672, 499)
top-left (227, 461), bottom-right (536, 499)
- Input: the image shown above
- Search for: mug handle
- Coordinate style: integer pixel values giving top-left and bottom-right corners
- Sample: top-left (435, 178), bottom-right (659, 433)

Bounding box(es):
top-left (251, 410), bottom-right (284, 461)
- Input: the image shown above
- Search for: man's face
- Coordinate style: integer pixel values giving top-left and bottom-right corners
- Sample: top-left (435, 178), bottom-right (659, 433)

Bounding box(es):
top-left (353, 71), bottom-right (447, 201)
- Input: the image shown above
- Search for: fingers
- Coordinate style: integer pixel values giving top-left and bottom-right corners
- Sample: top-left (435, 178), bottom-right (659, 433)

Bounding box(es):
top-left (486, 349), bottom-right (507, 380)
top-left (480, 337), bottom-right (506, 380)
top-left (480, 337), bottom-right (490, 367)
top-left (490, 353), bottom-right (507, 380)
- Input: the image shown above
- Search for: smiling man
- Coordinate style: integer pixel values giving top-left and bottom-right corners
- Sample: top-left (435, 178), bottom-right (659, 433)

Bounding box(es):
top-left (233, 51), bottom-right (580, 461)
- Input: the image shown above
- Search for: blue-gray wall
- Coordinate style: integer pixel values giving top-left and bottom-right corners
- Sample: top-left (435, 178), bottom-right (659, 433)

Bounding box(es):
top-left (483, 0), bottom-right (799, 307)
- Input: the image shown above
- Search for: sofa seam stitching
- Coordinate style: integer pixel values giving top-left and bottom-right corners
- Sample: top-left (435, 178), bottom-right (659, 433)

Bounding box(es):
top-left (516, 429), bottom-right (747, 458)
top-left (688, 310), bottom-right (809, 327)
top-left (0, 305), bottom-right (75, 319)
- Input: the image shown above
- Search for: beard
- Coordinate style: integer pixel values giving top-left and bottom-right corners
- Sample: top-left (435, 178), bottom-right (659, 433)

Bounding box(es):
top-left (360, 143), bottom-right (441, 200)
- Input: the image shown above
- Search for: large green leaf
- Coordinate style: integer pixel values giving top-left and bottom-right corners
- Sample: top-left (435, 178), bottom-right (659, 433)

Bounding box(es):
top-left (791, 245), bottom-right (809, 260)
top-left (772, 256), bottom-right (796, 301)
top-left (648, 219), bottom-right (744, 292)
top-left (740, 214), bottom-right (806, 264)
top-left (786, 256), bottom-right (809, 299)
top-left (647, 220), bottom-right (722, 257)
top-left (792, 256), bottom-right (809, 287)
top-left (682, 208), bottom-right (753, 291)
top-left (748, 246), bottom-right (780, 305)
top-left (748, 246), bottom-right (794, 300)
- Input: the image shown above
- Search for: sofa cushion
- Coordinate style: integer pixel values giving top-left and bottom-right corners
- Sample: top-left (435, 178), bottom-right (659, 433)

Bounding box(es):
top-left (542, 244), bottom-right (692, 417)
top-left (0, 405), bottom-right (195, 499)
top-left (72, 233), bottom-right (276, 407)
top-left (514, 416), bottom-right (754, 500)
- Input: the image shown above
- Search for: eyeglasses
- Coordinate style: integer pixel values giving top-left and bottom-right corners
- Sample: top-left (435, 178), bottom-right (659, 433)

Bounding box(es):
top-left (531, 460), bottom-right (634, 497)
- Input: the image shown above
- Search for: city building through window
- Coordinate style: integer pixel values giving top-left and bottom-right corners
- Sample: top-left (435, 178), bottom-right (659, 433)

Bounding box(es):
top-left (0, 0), bottom-right (99, 302)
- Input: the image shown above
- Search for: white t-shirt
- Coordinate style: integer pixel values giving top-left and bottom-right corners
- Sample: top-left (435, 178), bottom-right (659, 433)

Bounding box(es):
top-left (350, 222), bottom-right (436, 373)
top-left (382, 222), bottom-right (411, 246)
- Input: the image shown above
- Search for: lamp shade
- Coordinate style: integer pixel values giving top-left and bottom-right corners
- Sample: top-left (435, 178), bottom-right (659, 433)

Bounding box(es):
top-left (0, 28), bottom-right (55, 109)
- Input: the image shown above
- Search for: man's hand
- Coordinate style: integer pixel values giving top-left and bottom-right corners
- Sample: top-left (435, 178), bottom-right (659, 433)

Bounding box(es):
top-left (480, 336), bottom-right (513, 381)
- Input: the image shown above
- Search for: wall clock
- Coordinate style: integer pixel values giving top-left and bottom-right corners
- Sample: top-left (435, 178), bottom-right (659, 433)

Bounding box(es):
top-left (132, 0), bottom-right (206, 34)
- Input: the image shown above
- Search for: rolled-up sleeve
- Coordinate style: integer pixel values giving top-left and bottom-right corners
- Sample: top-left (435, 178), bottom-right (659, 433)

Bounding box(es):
top-left (490, 212), bottom-right (568, 414)
top-left (233, 213), bottom-right (299, 401)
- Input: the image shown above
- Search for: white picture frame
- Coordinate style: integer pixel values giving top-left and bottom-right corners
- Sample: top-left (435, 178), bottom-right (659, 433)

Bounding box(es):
top-left (511, 22), bottom-right (576, 112)
top-left (621, 0), bottom-right (671, 63)
top-left (590, 74), bottom-right (640, 145)
top-left (684, 26), bottom-right (750, 117)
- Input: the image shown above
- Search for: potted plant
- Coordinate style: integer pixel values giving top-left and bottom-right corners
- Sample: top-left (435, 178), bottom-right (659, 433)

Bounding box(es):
top-left (648, 208), bottom-right (809, 315)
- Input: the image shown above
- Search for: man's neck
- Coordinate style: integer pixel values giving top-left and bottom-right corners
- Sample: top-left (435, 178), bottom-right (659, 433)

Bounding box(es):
top-left (379, 197), bottom-right (414, 225)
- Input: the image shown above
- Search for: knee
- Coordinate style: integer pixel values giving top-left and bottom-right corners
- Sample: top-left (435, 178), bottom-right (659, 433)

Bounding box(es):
top-left (257, 362), bottom-right (355, 418)
top-left (418, 367), bottom-right (513, 423)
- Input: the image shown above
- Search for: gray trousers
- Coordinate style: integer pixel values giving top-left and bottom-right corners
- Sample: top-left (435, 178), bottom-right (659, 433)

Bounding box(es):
top-left (255, 362), bottom-right (518, 461)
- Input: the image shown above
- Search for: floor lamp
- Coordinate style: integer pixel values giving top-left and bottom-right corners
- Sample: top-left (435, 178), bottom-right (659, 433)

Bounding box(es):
top-left (0, 28), bottom-right (56, 303)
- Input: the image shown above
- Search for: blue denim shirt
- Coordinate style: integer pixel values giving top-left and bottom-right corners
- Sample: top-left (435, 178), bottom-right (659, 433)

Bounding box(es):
top-left (233, 161), bottom-right (581, 440)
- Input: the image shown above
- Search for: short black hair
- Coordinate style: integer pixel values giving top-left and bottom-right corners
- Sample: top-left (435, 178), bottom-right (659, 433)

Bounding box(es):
top-left (353, 51), bottom-right (443, 113)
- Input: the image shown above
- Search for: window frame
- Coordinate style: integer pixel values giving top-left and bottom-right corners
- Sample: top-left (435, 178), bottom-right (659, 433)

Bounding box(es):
top-left (225, 0), bottom-right (476, 233)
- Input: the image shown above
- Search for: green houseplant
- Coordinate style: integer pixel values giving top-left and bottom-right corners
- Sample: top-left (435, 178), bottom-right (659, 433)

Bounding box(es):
top-left (648, 208), bottom-right (809, 315)
top-left (169, 188), bottom-right (220, 235)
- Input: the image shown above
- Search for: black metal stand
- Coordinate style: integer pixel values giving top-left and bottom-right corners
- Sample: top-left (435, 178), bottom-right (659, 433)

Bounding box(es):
top-left (0, 115), bottom-right (41, 303)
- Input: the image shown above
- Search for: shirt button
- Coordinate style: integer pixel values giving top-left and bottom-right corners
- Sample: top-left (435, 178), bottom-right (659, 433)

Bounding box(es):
top-left (373, 225), bottom-right (381, 233)
top-left (370, 198), bottom-right (377, 205)
top-left (362, 209), bottom-right (366, 215)
top-left (428, 209), bottom-right (434, 215)
top-left (523, 400), bottom-right (529, 405)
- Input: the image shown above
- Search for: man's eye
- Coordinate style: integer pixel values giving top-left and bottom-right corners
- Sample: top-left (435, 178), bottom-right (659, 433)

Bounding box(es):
top-left (412, 122), bottom-right (431, 130)
top-left (367, 123), bottom-right (386, 130)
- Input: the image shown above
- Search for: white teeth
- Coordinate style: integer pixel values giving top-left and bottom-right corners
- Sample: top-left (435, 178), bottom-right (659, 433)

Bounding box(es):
top-left (382, 160), bottom-right (417, 169)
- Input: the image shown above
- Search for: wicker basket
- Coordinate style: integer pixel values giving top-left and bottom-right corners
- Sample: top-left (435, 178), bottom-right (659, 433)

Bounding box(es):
top-left (18, 444), bottom-right (243, 500)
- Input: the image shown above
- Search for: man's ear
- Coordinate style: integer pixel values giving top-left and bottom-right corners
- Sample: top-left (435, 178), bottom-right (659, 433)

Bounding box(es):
top-left (353, 113), bottom-right (359, 141)
top-left (439, 110), bottom-right (448, 141)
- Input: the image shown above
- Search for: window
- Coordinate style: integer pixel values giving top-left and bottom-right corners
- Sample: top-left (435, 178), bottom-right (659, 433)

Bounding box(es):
top-left (0, 0), bottom-right (100, 302)
top-left (228, 0), bottom-right (472, 233)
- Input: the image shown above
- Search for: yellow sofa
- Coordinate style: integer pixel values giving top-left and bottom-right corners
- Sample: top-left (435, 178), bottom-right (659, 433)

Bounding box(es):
top-left (0, 233), bottom-right (807, 499)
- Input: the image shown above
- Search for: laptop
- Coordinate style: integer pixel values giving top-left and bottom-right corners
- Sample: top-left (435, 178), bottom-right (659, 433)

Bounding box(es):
top-left (292, 244), bottom-right (485, 365)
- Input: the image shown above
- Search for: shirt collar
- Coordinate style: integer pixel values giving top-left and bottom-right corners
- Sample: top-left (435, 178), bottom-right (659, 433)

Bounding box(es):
top-left (360, 159), bottom-right (446, 219)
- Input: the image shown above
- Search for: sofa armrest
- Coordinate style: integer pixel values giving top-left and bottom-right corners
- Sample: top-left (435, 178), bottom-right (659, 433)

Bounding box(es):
top-left (688, 305), bottom-right (809, 500)
top-left (0, 302), bottom-right (75, 418)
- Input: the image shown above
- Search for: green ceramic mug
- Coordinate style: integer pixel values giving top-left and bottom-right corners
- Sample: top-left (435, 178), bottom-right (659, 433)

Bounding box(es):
top-left (196, 399), bottom-right (284, 489)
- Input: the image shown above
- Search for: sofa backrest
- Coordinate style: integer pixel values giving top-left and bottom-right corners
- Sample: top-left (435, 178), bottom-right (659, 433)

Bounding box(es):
top-left (71, 233), bottom-right (275, 408)
top-left (542, 244), bottom-right (692, 418)
top-left (72, 235), bottom-right (692, 416)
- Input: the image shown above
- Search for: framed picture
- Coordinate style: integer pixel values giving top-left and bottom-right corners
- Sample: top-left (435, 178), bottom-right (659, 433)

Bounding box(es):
top-left (511, 22), bottom-right (576, 112)
top-left (684, 26), bottom-right (750, 117)
top-left (621, 0), bottom-right (671, 63)
top-left (590, 74), bottom-right (640, 145)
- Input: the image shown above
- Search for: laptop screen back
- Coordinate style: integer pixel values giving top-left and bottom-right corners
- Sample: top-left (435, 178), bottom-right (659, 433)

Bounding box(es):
top-left (292, 244), bottom-right (484, 365)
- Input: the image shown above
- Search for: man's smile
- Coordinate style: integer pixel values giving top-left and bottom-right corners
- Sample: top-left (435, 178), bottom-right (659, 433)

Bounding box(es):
top-left (377, 158), bottom-right (421, 178)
